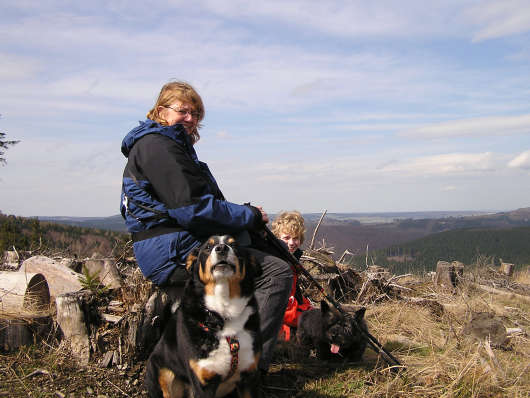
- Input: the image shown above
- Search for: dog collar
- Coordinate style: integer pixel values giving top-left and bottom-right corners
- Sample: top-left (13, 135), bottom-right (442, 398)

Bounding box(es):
top-left (225, 336), bottom-right (240, 380)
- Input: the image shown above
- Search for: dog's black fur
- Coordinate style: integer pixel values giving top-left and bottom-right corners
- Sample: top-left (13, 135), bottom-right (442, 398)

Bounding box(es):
top-left (145, 235), bottom-right (262, 398)
top-left (296, 301), bottom-right (367, 361)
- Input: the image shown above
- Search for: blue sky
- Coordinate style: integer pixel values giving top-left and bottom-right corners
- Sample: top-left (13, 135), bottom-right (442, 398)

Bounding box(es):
top-left (1, 0), bottom-right (529, 217)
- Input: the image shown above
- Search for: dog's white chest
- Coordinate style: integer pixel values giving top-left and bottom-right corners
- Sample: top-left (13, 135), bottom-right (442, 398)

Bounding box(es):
top-left (197, 304), bottom-right (256, 377)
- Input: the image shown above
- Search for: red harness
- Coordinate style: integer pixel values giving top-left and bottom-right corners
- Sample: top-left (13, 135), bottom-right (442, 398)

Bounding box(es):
top-left (198, 322), bottom-right (240, 380)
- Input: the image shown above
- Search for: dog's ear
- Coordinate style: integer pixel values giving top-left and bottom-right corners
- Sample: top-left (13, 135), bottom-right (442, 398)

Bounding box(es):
top-left (354, 307), bottom-right (366, 322)
top-left (320, 300), bottom-right (330, 314)
top-left (239, 248), bottom-right (263, 279)
top-left (186, 247), bottom-right (200, 272)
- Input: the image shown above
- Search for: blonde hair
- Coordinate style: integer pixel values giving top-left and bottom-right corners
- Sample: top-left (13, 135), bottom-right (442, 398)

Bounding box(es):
top-left (271, 211), bottom-right (306, 244)
top-left (146, 81), bottom-right (204, 144)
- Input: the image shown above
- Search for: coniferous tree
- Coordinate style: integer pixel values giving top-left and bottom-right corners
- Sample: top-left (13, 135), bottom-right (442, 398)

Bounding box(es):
top-left (0, 123), bottom-right (20, 165)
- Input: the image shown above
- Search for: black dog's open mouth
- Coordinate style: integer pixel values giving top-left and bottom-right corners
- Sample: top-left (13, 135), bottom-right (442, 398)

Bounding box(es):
top-left (212, 260), bottom-right (236, 272)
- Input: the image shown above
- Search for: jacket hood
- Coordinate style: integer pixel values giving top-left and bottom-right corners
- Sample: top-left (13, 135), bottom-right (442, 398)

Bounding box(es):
top-left (121, 119), bottom-right (190, 157)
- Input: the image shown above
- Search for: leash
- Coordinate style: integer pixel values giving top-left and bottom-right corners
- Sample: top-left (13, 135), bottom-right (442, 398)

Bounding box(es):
top-left (261, 225), bottom-right (405, 372)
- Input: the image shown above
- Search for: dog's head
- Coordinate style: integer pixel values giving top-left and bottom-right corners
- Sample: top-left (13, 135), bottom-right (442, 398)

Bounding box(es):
top-left (321, 301), bottom-right (366, 355)
top-left (185, 235), bottom-right (258, 297)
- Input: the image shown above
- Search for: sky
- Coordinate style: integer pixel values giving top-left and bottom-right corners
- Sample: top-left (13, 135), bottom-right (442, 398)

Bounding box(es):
top-left (1, 0), bottom-right (529, 217)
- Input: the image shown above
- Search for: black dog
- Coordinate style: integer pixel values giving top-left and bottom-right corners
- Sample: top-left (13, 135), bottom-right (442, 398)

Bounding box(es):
top-left (145, 235), bottom-right (262, 398)
top-left (296, 301), bottom-right (367, 361)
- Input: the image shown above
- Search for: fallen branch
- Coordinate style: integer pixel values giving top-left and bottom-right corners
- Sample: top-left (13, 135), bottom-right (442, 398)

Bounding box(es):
top-left (309, 210), bottom-right (327, 250)
top-left (471, 282), bottom-right (530, 303)
top-left (24, 369), bottom-right (52, 380)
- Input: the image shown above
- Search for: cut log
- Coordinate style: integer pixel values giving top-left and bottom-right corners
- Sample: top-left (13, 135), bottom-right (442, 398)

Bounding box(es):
top-left (55, 291), bottom-right (93, 365)
top-left (0, 272), bottom-right (51, 314)
top-left (19, 256), bottom-right (83, 297)
top-left (471, 282), bottom-right (530, 304)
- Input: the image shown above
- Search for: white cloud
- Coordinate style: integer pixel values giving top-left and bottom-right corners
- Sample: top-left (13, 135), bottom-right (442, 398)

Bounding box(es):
top-left (467, 0), bottom-right (530, 41)
top-left (508, 150), bottom-right (530, 169)
top-left (400, 114), bottom-right (530, 139)
top-left (379, 152), bottom-right (495, 176)
top-left (0, 53), bottom-right (39, 79)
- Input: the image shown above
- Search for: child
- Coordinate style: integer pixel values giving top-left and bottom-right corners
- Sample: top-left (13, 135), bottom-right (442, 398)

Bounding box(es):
top-left (271, 211), bottom-right (313, 340)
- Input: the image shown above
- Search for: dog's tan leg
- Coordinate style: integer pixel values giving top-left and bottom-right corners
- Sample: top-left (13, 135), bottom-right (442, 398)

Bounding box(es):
top-left (158, 368), bottom-right (185, 398)
top-left (189, 359), bottom-right (217, 385)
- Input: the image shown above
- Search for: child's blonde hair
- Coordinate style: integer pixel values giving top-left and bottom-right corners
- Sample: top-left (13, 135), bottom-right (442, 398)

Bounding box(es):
top-left (271, 211), bottom-right (305, 244)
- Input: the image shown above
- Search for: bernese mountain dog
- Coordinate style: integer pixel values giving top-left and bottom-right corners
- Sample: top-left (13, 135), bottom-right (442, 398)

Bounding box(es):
top-left (145, 235), bottom-right (262, 398)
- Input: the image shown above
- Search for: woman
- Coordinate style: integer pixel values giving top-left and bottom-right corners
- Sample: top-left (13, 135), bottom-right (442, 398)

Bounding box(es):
top-left (271, 211), bottom-right (313, 340)
top-left (120, 81), bottom-right (292, 372)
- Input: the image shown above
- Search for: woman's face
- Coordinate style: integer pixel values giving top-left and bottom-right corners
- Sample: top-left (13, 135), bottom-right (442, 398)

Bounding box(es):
top-left (279, 231), bottom-right (301, 253)
top-left (158, 101), bottom-right (199, 134)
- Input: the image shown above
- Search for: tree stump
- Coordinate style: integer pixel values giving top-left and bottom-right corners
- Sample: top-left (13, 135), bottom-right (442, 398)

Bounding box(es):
top-left (55, 291), bottom-right (94, 365)
top-left (0, 316), bottom-right (53, 352)
top-left (434, 260), bottom-right (463, 291)
top-left (83, 256), bottom-right (122, 290)
top-left (2, 250), bottom-right (20, 270)
top-left (499, 261), bottom-right (514, 276)
top-left (121, 289), bottom-right (170, 360)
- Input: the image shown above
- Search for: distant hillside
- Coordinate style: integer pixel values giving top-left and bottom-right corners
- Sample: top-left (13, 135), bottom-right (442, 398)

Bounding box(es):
top-left (31, 207), bottom-right (530, 262)
top-left (356, 226), bottom-right (530, 275)
top-left (38, 214), bottom-right (127, 232)
top-left (0, 213), bottom-right (128, 258)
top-left (304, 207), bottom-right (530, 257)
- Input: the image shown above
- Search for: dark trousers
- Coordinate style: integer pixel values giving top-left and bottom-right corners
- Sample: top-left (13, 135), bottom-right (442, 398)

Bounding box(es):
top-left (246, 247), bottom-right (292, 371)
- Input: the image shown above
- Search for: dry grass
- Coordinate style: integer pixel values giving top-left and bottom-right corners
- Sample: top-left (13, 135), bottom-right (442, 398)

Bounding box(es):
top-left (1, 266), bottom-right (529, 397)
top-left (268, 266), bottom-right (530, 397)
top-left (514, 267), bottom-right (530, 285)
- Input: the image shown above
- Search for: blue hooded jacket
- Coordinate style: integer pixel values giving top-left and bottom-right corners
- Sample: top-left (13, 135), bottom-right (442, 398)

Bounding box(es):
top-left (120, 120), bottom-right (260, 285)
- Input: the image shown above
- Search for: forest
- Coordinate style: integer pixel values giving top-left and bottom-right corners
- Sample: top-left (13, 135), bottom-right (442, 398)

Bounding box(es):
top-left (356, 226), bottom-right (530, 275)
top-left (0, 212), bottom-right (129, 258)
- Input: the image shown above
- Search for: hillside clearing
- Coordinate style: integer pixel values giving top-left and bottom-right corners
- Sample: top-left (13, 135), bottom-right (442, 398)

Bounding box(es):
top-left (1, 267), bottom-right (529, 397)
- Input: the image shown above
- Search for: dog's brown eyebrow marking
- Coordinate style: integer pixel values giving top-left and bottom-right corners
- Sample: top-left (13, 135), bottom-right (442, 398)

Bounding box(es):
top-left (228, 258), bottom-right (244, 298)
top-left (227, 236), bottom-right (235, 245)
top-left (189, 360), bottom-right (217, 385)
top-left (200, 257), bottom-right (216, 296)
top-left (208, 237), bottom-right (216, 245)
top-left (186, 253), bottom-right (197, 272)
